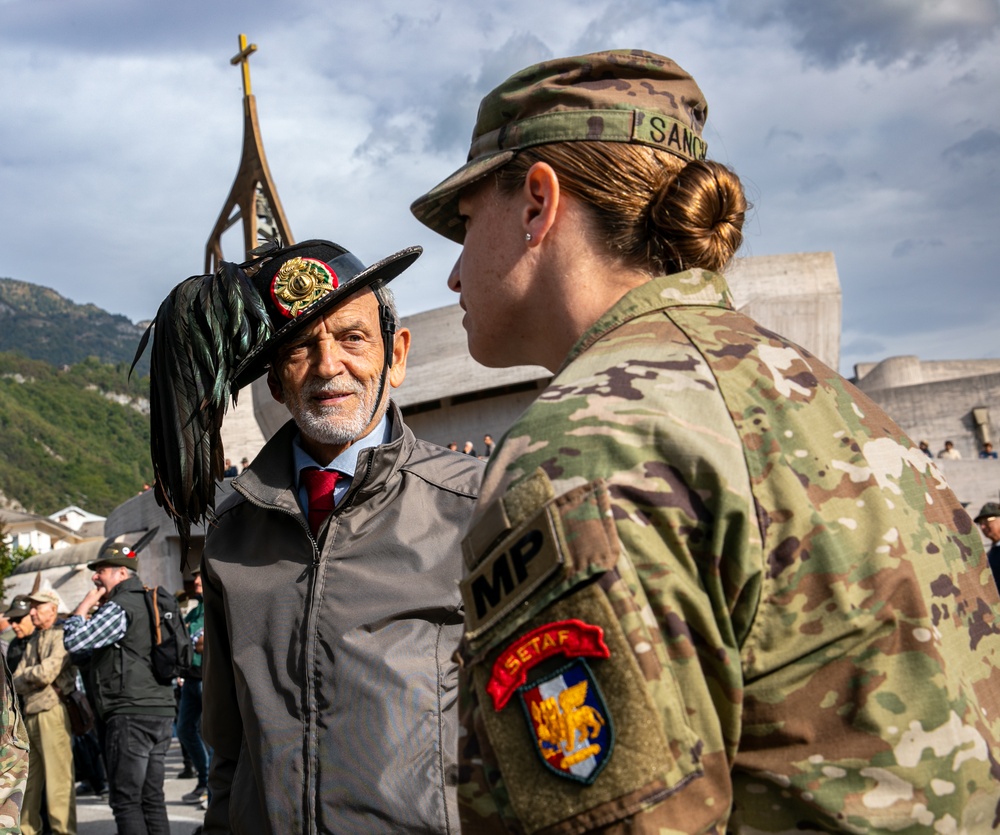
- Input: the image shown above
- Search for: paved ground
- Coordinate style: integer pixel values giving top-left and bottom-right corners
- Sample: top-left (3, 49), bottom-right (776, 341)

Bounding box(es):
top-left (75, 739), bottom-right (206, 835)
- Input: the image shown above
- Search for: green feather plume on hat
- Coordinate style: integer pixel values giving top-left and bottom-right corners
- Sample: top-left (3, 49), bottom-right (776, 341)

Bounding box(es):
top-left (133, 263), bottom-right (272, 559)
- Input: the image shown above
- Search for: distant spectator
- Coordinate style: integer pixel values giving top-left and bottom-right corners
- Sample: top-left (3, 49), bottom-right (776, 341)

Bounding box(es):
top-left (938, 440), bottom-right (961, 460)
top-left (918, 440), bottom-right (932, 458)
top-left (5, 596), bottom-right (34, 676)
top-left (980, 442), bottom-right (998, 460)
top-left (975, 502), bottom-right (1000, 589)
top-left (462, 440), bottom-right (477, 456)
top-left (176, 568), bottom-right (209, 807)
top-left (14, 589), bottom-right (77, 835)
top-left (483, 433), bottom-right (495, 457)
top-left (223, 459), bottom-right (239, 478)
top-left (240, 456), bottom-right (251, 472)
top-left (447, 441), bottom-right (458, 451)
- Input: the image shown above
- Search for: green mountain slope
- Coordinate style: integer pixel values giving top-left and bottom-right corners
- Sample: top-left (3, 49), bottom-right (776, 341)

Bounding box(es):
top-left (0, 353), bottom-right (152, 516)
top-left (0, 277), bottom-right (149, 373)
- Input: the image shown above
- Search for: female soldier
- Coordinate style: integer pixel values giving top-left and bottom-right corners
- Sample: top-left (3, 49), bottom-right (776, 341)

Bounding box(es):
top-left (411, 51), bottom-right (1000, 833)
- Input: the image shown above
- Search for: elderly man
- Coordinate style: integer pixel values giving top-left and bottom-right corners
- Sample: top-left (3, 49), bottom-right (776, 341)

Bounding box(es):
top-left (62, 538), bottom-right (176, 835)
top-left (12, 589), bottom-right (76, 835)
top-left (4, 596), bottom-right (34, 675)
top-left (976, 502), bottom-right (1000, 588)
top-left (141, 240), bottom-right (483, 834)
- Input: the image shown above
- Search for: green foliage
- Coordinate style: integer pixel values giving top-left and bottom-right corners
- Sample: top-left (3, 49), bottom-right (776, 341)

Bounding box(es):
top-left (0, 278), bottom-right (150, 375)
top-left (0, 351), bottom-right (152, 516)
top-left (0, 526), bottom-right (34, 600)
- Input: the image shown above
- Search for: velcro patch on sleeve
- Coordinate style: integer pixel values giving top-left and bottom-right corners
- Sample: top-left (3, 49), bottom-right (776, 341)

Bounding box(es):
top-left (461, 506), bottom-right (564, 639)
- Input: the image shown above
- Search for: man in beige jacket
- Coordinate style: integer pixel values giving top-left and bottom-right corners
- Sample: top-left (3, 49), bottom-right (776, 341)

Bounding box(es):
top-left (13, 589), bottom-right (76, 835)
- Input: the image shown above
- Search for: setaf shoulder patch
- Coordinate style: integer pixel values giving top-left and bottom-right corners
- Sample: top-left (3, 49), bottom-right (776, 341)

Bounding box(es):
top-left (487, 619), bottom-right (610, 710)
top-left (519, 659), bottom-right (614, 785)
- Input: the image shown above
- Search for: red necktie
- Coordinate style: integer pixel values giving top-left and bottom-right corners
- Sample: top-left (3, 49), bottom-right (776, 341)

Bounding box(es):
top-left (301, 468), bottom-right (340, 537)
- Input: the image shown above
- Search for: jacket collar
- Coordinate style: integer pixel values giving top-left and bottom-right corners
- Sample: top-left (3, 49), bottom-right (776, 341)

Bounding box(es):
top-left (564, 269), bottom-right (734, 369)
top-left (232, 400), bottom-right (414, 512)
top-left (107, 574), bottom-right (145, 601)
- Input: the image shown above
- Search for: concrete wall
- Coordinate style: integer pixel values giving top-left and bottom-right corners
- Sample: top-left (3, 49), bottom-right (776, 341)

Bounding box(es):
top-left (727, 251), bottom-right (841, 371)
top-left (931, 460), bottom-right (1000, 556)
top-left (402, 382), bottom-right (547, 450)
top-left (859, 371), bottom-right (1000, 460)
top-left (855, 357), bottom-right (1000, 387)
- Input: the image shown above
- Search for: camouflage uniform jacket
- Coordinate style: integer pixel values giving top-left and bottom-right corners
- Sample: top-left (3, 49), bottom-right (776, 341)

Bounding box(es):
top-left (457, 269), bottom-right (1000, 834)
top-left (0, 656), bottom-right (28, 834)
top-left (12, 625), bottom-right (75, 715)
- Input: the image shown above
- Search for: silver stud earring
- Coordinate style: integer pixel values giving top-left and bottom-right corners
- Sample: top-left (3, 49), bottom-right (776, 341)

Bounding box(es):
top-left (525, 232), bottom-right (532, 242)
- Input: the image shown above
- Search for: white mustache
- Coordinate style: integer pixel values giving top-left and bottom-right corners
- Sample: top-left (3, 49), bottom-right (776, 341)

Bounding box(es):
top-left (302, 380), bottom-right (364, 398)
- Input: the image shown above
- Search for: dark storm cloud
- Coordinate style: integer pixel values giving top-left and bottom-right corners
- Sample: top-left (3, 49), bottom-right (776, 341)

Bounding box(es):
top-left (422, 33), bottom-right (552, 155)
top-left (942, 128), bottom-right (1000, 167)
top-left (730, 0), bottom-right (1000, 68)
top-left (765, 128), bottom-right (804, 146)
top-left (892, 238), bottom-right (945, 258)
top-left (0, 0), bottom-right (310, 54)
top-left (797, 155), bottom-right (847, 193)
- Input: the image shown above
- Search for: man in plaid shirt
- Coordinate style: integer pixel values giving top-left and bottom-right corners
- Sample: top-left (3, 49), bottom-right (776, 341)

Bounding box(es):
top-left (63, 536), bottom-right (175, 835)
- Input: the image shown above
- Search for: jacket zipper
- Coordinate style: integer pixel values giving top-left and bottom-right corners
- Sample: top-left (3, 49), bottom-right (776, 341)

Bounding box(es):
top-left (233, 453), bottom-right (375, 834)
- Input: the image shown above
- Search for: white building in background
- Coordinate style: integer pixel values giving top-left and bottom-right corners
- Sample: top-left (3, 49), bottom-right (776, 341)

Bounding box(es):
top-left (1, 508), bottom-right (80, 555)
top-left (48, 505), bottom-right (106, 537)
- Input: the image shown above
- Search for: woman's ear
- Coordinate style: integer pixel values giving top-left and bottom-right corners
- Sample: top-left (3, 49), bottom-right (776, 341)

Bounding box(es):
top-left (522, 162), bottom-right (560, 245)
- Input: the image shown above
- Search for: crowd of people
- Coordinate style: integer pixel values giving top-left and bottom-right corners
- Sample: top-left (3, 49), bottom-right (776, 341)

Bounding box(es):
top-left (0, 548), bottom-right (211, 835)
top-left (1, 47), bottom-right (999, 834)
top-left (445, 433), bottom-right (494, 459)
top-left (917, 438), bottom-right (999, 460)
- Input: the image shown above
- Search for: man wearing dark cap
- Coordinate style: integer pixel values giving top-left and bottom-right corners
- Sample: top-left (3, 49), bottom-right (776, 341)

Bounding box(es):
top-left (976, 502), bottom-right (1000, 588)
top-left (4, 596), bottom-right (34, 674)
top-left (140, 240), bottom-right (483, 834)
top-left (13, 589), bottom-right (75, 835)
top-left (62, 537), bottom-right (175, 835)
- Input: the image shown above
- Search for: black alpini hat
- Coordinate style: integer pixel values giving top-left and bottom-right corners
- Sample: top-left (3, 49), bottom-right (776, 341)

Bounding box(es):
top-left (135, 240), bottom-right (420, 557)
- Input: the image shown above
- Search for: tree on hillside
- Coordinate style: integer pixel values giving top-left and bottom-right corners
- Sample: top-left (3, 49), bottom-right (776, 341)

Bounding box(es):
top-left (0, 525), bottom-right (35, 601)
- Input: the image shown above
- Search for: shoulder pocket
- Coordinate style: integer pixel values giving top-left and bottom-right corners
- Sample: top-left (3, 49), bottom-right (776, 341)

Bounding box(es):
top-left (461, 469), bottom-right (618, 650)
top-left (460, 471), bottom-right (704, 834)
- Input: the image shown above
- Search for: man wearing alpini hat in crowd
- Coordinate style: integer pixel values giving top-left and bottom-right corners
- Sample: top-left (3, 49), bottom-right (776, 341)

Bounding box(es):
top-left (13, 588), bottom-right (75, 835)
top-left (137, 239), bottom-right (483, 833)
top-left (63, 536), bottom-right (175, 835)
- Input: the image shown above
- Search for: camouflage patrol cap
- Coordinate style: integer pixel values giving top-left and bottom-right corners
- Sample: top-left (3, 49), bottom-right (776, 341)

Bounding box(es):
top-left (411, 49), bottom-right (709, 243)
top-left (975, 502), bottom-right (1000, 523)
top-left (3, 596), bottom-right (31, 620)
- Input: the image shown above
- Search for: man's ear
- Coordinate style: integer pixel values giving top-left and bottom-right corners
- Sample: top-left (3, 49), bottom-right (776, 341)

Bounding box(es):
top-left (522, 161), bottom-right (561, 244)
top-left (266, 365), bottom-right (285, 404)
top-left (389, 328), bottom-right (411, 388)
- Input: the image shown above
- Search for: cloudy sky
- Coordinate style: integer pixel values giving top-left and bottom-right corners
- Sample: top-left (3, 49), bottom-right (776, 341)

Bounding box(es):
top-left (1, 0), bottom-right (997, 377)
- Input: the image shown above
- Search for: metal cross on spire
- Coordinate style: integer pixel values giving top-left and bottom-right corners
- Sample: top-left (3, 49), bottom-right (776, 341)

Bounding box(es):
top-left (230, 33), bottom-right (257, 98)
top-left (205, 34), bottom-right (294, 274)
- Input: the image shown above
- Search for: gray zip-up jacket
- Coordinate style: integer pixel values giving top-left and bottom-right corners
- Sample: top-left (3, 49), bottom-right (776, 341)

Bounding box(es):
top-left (201, 404), bottom-right (483, 834)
